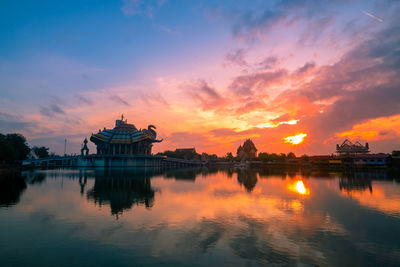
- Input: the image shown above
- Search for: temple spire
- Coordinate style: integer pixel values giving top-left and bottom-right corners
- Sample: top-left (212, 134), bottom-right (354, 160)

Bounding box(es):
top-left (121, 114), bottom-right (124, 121)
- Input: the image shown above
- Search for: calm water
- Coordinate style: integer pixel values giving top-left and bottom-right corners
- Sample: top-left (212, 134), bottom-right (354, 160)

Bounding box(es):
top-left (1, 168), bottom-right (400, 266)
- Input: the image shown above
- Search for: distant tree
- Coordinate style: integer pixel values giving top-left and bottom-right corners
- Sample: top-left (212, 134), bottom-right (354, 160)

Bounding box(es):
top-left (32, 146), bottom-right (50, 158)
top-left (300, 154), bottom-right (310, 163)
top-left (160, 149), bottom-right (200, 160)
top-left (0, 133), bottom-right (30, 163)
top-left (0, 134), bottom-right (12, 162)
top-left (208, 154), bottom-right (218, 162)
top-left (258, 152), bottom-right (269, 162)
top-left (226, 152), bottom-right (234, 161)
top-left (236, 145), bottom-right (243, 157)
top-left (287, 152), bottom-right (296, 159)
top-left (392, 150), bottom-right (400, 157)
top-left (269, 153), bottom-right (280, 162)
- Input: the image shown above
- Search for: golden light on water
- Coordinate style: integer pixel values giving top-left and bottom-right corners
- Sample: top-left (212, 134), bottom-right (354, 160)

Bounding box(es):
top-left (295, 181), bottom-right (307, 194)
top-left (284, 133), bottom-right (307, 145)
top-left (288, 180), bottom-right (310, 195)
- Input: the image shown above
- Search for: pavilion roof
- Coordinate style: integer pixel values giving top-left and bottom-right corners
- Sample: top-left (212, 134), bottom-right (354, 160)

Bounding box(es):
top-left (90, 128), bottom-right (153, 144)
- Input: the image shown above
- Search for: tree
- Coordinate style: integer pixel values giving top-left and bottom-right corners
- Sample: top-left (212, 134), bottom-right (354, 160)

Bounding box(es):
top-left (32, 146), bottom-right (50, 158)
top-left (287, 152), bottom-right (296, 159)
top-left (226, 152), bottom-right (234, 161)
top-left (269, 153), bottom-right (280, 162)
top-left (392, 150), bottom-right (400, 157)
top-left (258, 152), bottom-right (269, 162)
top-left (0, 134), bottom-right (13, 162)
top-left (160, 149), bottom-right (200, 160)
top-left (236, 145), bottom-right (243, 157)
top-left (0, 133), bottom-right (30, 163)
top-left (300, 154), bottom-right (310, 163)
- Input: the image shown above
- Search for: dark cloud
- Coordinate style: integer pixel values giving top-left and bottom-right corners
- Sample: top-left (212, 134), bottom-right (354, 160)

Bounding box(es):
top-left (140, 92), bottom-right (169, 106)
top-left (75, 94), bottom-right (93, 105)
top-left (297, 16), bottom-right (334, 46)
top-left (0, 112), bottom-right (36, 133)
top-left (230, 0), bottom-right (336, 41)
top-left (39, 104), bottom-right (66, 117)
top-left (257, 56), bottom-right (279, 70)
top-left (379, 131), bottom-right (389, 136)
top-left (293, 61), bottom-right (315, 76)
top-left (109, 94), bottom-right (131, 106)
top-left (224, 49), bottom-right (249, 67)
top-left (306, 79), bottom-right (400, 138)
top-left (210, 128), bottom-right (242, 137)
top-left (271, 13), bottom-right (400, 139)
top-left (236, 100), bottom-right (266, 115)
top-left (228, 69), bottom-right (287, 96)
top-left (184, 80), bottom-right (225, 110)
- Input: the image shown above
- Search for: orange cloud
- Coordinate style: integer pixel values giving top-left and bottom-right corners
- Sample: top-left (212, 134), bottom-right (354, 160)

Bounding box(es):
top-left (337, 115), bottom-right (400, 141)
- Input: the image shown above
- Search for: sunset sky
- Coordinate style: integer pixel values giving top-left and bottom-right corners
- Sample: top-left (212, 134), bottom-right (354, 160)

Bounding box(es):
top-left (1, 0), bottom-right (399, 156)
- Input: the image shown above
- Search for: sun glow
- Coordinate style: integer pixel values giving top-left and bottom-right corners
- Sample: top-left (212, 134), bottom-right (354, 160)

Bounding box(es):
top-left (288, 180), bottom-right (310, 195)
top-left (280, 119), bottom-right (299, 125)
top-left (284, 133), bottom-right (307, 145)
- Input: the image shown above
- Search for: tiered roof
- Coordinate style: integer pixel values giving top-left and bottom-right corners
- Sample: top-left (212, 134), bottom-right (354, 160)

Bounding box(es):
top-left (90, 119), bottom-right (155, 145)
top-left (336, 139), bottom-right (369, 154)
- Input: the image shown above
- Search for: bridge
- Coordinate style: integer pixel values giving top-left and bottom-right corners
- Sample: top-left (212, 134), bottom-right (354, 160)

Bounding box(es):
top-left (23, 154), bottom-right (206, 168)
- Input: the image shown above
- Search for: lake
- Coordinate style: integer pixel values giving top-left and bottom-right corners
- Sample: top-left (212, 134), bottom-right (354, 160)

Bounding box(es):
top-left (1, 167), bottom-right (400, 266)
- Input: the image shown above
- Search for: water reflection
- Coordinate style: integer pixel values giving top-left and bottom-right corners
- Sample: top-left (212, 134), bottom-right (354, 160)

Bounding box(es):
top-left (1, 168), bottom-right (400, 266)
top-left (0, 172), bottom-right (26, 207)
top-left (87, 169), bottom-right (157, 217)
top-left (287, 180), bottom-right (310, 195)
top-left (237, 169), bottom-right (257, 192)
top-left (339, 176), bottom-right (373, 194)
top-left (163, 168), bottom-right (202, 181)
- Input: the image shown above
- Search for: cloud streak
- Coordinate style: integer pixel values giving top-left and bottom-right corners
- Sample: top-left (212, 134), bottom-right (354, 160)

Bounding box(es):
top-left (361, 10), bottom-right (383, 23)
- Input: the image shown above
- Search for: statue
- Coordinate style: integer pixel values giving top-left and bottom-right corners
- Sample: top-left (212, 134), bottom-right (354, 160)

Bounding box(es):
top-left (142, 125), bottom-right (163, 143)
top-left (81, 138), bottom-right (89, 156)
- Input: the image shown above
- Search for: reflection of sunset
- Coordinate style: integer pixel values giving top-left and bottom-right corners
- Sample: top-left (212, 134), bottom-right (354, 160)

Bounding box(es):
top-left (340, 183), bottom-right (400, 218)
top-left (296, 181), bottom-right (307, 194)
top-left (9, 169), bottom-right (400, 266)
top-left (288, 180), bottom-right (310, 195)
top-left (284, 133), bottom-right (307, 145)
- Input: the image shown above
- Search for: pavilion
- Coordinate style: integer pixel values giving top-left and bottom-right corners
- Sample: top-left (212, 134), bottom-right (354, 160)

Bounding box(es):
top-left (90, 115), bottom-right (162, 156)
top-left (336, 139), bottom-right (369, 155)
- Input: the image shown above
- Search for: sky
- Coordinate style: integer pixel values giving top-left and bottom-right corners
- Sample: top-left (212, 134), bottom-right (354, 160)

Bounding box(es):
top-left (1, 0), bottom-right (400, 156)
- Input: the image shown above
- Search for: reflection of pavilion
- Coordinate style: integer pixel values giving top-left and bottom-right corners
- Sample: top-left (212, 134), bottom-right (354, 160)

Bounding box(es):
top-left (339, 176), bottom-right (372, 194)
top-left (338, 170), bottom-right (393, 194)
top-left (237, 170), bottom-right (258, 192)
top-left (87, 170), bottom-right (156, 217)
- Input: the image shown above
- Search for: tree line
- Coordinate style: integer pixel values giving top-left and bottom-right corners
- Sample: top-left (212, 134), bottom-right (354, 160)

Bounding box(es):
top-left (0, 133), bottom-right (50, 164)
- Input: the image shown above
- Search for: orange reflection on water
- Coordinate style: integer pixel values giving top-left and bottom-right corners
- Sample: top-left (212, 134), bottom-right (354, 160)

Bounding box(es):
top-left (287, 180), bottom-right (310, 195)
top-left (340, 183), bottom-right (400, 218)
